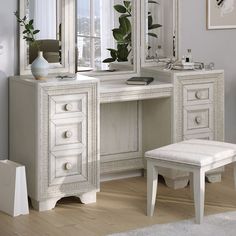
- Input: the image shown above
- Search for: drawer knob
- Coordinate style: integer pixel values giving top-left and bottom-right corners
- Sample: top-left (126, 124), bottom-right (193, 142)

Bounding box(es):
top-left (65, 103), bottom-right (73, 111)
top-left (195, 116), bottom-right (202, 124)
top-left (65, 130), bottom-right (73, 138)
top-left (195, 91), bottom-right (202, 99)
top-left (64, 162), bottom-right (73, 170)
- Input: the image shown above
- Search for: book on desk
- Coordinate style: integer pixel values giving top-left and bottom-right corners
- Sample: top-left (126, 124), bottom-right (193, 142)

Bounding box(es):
top-left (126, 77), bottom-right (154, 85)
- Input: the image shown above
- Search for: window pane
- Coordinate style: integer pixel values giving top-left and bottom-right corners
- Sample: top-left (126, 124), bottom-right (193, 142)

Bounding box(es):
top-left (78, 37), bottom-right (92, 70)
top-left (95, 38), bottom-right (101, 70)
top-left (77, 0), bottom-right (90, 36)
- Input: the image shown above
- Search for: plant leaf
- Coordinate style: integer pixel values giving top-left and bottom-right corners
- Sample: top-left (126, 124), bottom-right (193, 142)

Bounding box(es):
top-left (148, 32), bottom-right (158, 38)
top-left (119, 16), bottom-right (131, 34)
top-left (148, 24), bottom-right (162, 30)
top-left (148, 0), bottom-right (159, 4)
top-left (124, 1), bottom-right (131, 8)
top-left (107, 48), bottom-right (117, 60)
top-left (117, 44), bottom-right (129, 61)
top-left (29, 19), bottom-right (34, 25)
top-left (33, 29), bottom-right (40, 34)
top-left (112, 28), bottom-right (125, 41)
top-left (103, 58), bottom-right (116, 63)
top-left (114, 4), bottom-right (127, 13)
top-left (148, 15), bottom-right (153, 28)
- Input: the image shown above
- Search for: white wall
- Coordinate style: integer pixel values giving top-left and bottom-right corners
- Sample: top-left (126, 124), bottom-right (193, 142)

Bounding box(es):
top-left (0, 1), bottom-right (235, 160)
top-left (179, 0), bottom-right (236, 142)
top-left (0, 0), bottom-right (17, 159)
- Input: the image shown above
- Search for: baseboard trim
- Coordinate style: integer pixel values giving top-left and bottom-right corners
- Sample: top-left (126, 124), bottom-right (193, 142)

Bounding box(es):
top-left (101, 169), bottom-right (143, 182)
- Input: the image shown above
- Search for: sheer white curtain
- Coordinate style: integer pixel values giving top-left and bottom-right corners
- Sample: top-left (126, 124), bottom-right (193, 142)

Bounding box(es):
top-left (30, 0), bottom-right (57, 40)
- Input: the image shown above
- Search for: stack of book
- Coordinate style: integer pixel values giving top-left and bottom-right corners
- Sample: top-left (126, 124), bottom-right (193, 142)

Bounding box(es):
top-left (126, 77), bottom-right (154, 85)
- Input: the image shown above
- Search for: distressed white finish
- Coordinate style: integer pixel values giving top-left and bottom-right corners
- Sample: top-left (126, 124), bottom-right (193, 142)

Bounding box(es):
top-left (141, 68), bottom-right (225, 188)
top-left (0, 160), bottom-right (29, 217)
top-left (9, 75), bottom-right (99, 211)
top-left (9, 69), bottom-right (224, 190)
top-left (146, 139), bottom-right (236, 224)
top-left (100, 79), bottom-right (173, 176)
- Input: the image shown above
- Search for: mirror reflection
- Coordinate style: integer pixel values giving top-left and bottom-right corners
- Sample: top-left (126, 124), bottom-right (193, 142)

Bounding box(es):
top-left (144, 0), bottom-right (176, 61)
top-left (26, 0), bottom-right (62, 65)
top-left (76, 0), bottom-right (134, 72)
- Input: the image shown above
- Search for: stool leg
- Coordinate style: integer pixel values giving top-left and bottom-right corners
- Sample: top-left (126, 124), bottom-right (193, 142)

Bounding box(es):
top-left (234, 162), bottom-right (236, 189)
top-left (193, 169), bottom-right (205, 224)
top-left (147, 161), bottom-right (158, 217)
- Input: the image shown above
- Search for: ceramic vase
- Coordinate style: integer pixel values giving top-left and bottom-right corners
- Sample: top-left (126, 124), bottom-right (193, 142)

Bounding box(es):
top-left (31, 51), bottom-right (49, 80)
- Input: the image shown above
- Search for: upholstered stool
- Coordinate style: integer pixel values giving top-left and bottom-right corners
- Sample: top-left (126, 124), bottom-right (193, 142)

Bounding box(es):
top-left (145, 139), bottom-right (236, 224)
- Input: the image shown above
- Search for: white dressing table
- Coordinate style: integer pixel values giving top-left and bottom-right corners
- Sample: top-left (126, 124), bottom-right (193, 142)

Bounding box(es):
top-left (9, 68), bottom-right (224, 210)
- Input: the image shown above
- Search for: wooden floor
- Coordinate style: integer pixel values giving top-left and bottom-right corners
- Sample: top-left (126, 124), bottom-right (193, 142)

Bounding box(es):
top-left (1, 165), bottom-right (236, 236)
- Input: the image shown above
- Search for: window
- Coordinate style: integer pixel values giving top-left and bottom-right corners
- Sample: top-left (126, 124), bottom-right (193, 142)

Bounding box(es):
top-left (76, 0), bottom-right (135, 72)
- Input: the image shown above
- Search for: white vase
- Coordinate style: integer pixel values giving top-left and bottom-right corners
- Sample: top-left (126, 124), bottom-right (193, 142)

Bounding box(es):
top-left (31, 51), bottom-right (49, 80)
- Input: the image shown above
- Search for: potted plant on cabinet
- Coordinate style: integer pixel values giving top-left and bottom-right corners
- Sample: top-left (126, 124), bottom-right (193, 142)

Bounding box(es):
top-left (14, 11), bottom-right (49, 80)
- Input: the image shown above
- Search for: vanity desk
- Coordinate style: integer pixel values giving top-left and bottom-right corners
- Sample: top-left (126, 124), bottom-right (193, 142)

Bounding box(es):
top-left (9, 68), bottom-right (224, 211)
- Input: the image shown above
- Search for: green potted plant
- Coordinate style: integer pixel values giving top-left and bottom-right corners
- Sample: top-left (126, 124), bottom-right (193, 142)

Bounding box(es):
top-left (14, 11), bottom-right (49, 80)
top-left (103, 0), bottom-right (162, 64)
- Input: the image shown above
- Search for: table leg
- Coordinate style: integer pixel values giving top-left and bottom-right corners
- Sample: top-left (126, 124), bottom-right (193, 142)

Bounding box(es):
top-left (147, 161), bottom-right (158, 217)
top-left (193, 169), bottom-right (205, 224)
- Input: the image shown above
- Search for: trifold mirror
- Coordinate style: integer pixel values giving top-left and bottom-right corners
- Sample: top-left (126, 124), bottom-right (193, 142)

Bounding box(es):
top-left (19, 0), bottom-right (75, 75)
top-left (141, 0), bottom-right (179, 66)
top-left (18, 0), bottom-right (178, 75)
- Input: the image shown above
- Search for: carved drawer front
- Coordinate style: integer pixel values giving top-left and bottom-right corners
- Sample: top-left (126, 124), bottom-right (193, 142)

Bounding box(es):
top-left (184, 132), bottom-right (213, 140)
top-left (50, 117), bottom-right (86, 151)
top-left (183, 83), bottom-right (213, 106)
top-left (183, 105), bottom-right (213, 135)
top-left (50, 94), bottom-right (87, 119)
top-left (49, 149), bottom-right (87, 186)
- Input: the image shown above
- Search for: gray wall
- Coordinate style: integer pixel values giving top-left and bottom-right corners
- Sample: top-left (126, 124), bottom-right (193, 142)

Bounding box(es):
top-left (0, 0), bottom-right (235, 160)
top-left (0, 0), bottom-right (17, 159)
top-left (179, 0), bottom-right (236, 142)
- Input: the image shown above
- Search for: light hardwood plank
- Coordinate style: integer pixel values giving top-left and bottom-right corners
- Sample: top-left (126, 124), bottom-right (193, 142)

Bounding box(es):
top-left (0, 165), bottom-right (236, 236)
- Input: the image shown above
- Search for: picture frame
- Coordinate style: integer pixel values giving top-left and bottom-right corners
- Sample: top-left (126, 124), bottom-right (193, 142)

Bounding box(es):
top-left (207, 0), bottom-right (236, 29)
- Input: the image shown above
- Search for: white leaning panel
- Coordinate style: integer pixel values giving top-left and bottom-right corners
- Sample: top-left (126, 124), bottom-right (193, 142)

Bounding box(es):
top-left (0, 160), bottom-right (29, 217)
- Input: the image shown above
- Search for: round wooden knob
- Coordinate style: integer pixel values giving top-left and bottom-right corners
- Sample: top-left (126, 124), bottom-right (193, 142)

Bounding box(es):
top-left (65, 103), bottom-right (73, 111)
top-left (195, 116), bottom-right (202, 124)
top-left (195, 91), bottom-right (202, 99)
top-left (65, 130), bottom-right (73, 138)
top-left (64, 162), bottom-right (73, 170)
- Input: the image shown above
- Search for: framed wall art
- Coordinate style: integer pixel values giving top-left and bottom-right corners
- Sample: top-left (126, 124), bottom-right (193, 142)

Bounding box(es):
top-left (207, 0), bottom-right (236, 29)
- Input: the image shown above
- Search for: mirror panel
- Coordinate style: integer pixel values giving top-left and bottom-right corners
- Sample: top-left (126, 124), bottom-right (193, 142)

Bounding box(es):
top-left (19, 0), bottom-right (75, 75)
top-left (141, 0), bottom-right (178, 65)
top-left (76, 0), bottom-right (135, 73)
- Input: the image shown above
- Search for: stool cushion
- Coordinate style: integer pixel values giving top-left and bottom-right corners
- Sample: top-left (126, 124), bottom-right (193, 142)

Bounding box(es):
top-left (145, 139), bottom-right (236, 166)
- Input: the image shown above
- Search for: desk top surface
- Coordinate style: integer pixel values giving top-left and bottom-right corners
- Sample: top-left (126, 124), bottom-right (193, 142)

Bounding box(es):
top-left (100, 79), bottom-right (173, 103)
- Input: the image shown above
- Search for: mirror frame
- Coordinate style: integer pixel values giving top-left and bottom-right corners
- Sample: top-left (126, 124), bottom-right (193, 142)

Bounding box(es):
top-left (140, 0), bottom-right (179, 67)
top-left (19, 0), bottom-right (75, 75)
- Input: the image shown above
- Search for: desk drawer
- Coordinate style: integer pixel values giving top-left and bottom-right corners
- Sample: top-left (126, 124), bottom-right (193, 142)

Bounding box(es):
top-left (50, 117), bottom-right (86, 151)
top-left (183, 105), bottom-right (213, 135)
top-left (50, 94), bottom-right (87, 119)
top-left (49, 149), bottom-right (87, 186)
top-left (183, 83), bottom-right (213, 106)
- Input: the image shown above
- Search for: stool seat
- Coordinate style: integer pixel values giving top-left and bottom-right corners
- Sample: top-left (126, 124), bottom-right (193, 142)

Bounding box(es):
top-left (145, 139), bottom-right (236, 224)
top-left (146, 139), bottom-right (236, 166)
